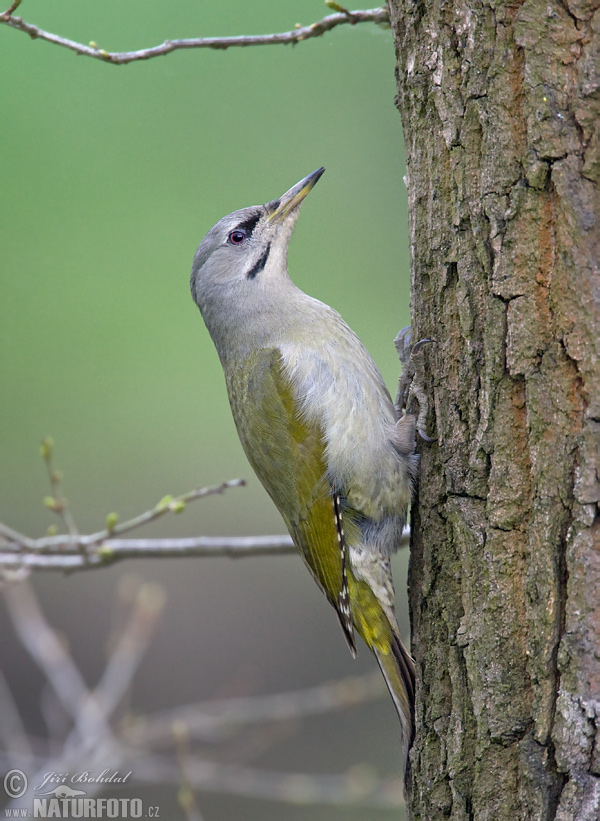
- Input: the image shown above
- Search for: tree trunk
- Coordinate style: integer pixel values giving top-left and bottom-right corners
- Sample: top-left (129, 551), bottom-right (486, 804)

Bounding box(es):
top-left (388, 0), bottom-right (599, 818)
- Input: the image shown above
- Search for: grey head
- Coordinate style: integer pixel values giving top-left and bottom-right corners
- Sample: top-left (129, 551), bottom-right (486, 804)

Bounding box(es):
top-left (190, 168), bottom-right (324, 353)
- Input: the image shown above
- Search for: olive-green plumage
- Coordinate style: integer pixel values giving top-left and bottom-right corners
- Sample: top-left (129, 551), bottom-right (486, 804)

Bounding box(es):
top-left (190, 169), bottom-right (418, 770)
top-left (229, 348), bottom-right (348, 619)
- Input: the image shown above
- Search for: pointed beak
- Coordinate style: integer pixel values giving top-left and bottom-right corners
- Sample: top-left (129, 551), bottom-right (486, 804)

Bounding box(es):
top-left (267, 167), bottom-right (325, 222)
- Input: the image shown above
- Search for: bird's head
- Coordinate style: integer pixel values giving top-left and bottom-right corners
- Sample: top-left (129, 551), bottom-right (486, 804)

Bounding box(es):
top-left (190, 168), bottom-right (324, 315)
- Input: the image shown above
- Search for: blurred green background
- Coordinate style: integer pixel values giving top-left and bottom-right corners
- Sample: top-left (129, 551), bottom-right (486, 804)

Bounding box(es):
top-left (1, 1), bottom-right (411, 818)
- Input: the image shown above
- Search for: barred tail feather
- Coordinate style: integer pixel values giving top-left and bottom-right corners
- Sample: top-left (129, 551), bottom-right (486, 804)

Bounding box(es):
top-left (372, 630), bottom-right (415, 773)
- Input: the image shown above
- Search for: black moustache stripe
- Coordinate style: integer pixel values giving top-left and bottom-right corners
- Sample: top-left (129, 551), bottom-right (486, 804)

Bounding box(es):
top-left (246, 243), bottom-right (271, 280)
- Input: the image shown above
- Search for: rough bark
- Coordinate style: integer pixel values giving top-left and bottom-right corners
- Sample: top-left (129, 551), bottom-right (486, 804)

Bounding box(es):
top-left (388, 0), bottom-right (599, 818)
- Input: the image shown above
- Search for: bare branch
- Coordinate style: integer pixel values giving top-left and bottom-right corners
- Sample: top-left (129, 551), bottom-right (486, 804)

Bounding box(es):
top-left (2, 581), bottom-right (114, 744)
top-left (0, 478), bottom-right (282, 573)
top-left (91, 582), bottom-right (167, 719)
top-left (0, 442), bottom-right (408, 574)
top-left (40, 437), bottom-right (80, 538)
top-left (1, 579), bottom-right (168, 810)
top-left (132, 754), bottom-right (404, 808)
top-left (86, 534), bottom-right (295, 555)
top-left (0, 7), bottom-right (389, 66)
top-left (0, 0), bottom-right (21, 21)
top-left (173, 723), bottom-right (205, 821)
top-left (1, 577), bottom-right (402, 811)
top-left (0, 521), bottom-right (34, 549)
top-left (0, 671), bottom-right (32, 762)
top-left (80, 479), bottom-right (246, 546)
top-left (0, 530), bottom-right (410, 572)
top-left (126, 671), bottom-right (386, 746)
top-left (0, 438), bottom-right (409, 572)
top-left (0, 535), bottom-right (295, 572)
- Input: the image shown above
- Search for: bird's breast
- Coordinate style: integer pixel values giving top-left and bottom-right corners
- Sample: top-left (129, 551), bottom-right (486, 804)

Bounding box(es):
top-left (278, 337), bottom-right (412, 519)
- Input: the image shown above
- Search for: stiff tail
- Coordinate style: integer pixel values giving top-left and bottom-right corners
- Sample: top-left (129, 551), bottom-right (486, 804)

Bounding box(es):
top-left (372, 629), bottom-right (415, 773)
top-left (347, 568), bottom-right (415, 772)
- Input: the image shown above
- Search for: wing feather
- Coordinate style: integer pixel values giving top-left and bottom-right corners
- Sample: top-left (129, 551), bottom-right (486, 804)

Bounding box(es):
top-left (226, 348), bottom-right (353, 647)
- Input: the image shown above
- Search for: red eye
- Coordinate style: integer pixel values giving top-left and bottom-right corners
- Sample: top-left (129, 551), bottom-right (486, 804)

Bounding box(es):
top-left (228, 230), bottom-right (246, 245)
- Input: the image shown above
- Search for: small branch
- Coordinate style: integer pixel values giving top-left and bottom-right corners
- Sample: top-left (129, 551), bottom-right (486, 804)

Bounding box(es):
top-left (132, 754), bottom-right (404, 808)
top-left (0, 522), bottom-right (34, 549)
top-left (0, 671), bottom-right (32, 762)
top-left (0, 0), bottom-right (21, 21)
top-left (40, 437), bottom-right (80, 538)
top-left (126, 671), bottom-right (386, 746)
top-left (1, 7), bottom-right (389, 66)
top-left (173, 722), bottom-right (205, 821)
top-left (0, 578), bottom-right (402, 811)
top-left (0, 530), bottom-right (410, 572)
top-left (91, 582), bottom-right (166, 719)
top-left (0, 477), bottom-right (308, 573)
top-left (2, 579), bottom-right (166, 808)
top-left (0, 441), bottom-right (409, 574)
top-left (2, 582), bottom-right (114, 745)
top-left (86, 534), bottom-right (295, 555)
top-left (81, 479), bottom-right (246, 547)
top-left (0, 536), bottom-right (294, 572)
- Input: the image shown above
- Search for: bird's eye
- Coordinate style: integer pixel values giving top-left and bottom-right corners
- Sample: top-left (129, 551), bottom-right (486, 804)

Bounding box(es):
top-left (228, 230), bottom-right (247, 245)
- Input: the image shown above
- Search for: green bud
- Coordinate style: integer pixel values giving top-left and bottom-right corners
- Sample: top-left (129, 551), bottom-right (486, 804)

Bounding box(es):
top-left (170, 500), bottom-right (186, 514)
top-left (105, 512), bottom-right (119, 533)
top-left (40, 437), bottom-right (54, 460)
top-left (156, 494), bottom-right (174, 510)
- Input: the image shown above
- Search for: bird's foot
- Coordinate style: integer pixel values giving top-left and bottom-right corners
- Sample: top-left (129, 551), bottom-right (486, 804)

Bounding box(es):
top-left (394, 326), bottom-right (435, 442)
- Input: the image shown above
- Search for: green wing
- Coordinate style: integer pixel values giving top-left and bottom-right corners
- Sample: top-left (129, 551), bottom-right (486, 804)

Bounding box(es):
top-left (226, 347), bottom-right (355, 651)
top-left (226, 348), bottom-right (415, 752)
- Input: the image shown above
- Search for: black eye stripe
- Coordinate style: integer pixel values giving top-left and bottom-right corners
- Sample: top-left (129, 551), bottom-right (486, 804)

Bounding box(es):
top-left (235, 213), bottom-right (261, 235)
top-left (246, 243), bottom-right (271, 280)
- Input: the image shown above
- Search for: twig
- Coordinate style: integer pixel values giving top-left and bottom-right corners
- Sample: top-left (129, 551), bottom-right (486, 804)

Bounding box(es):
top-left (2, 533), bottom-right (292, 555)
top-left (1, 583), bottom-right (167, 811)
top-left (1, 580), bottom-right (403, 811)
top-left (173, 723), bottom-right (205, 821)
top-left (1, 7), bottom-right (389, 66)
top-left (126, 671), bottom-right (386, 746)
top-left (0, 0), bottom-right (21, 21)
top-left (0, 522), bottom-right (34, 549)
top-left (0, 671), bottom-right (32, 762)
top-left (0, 536), bottom-right (294, 571)
top-left (132, 754), bottom-right (404, 808)
top-left (0, 478), bottom-right (256, 572)
top-left (91, 583), bottom-right (166, 719)
top-left (81, 479), bottom-right (246, 546)
top-left (82, 534), bottom-right (294, 555)
top-left (2, 581), bottom-right (113, 745)
top-left (0, 529), bottom-right (409, 572)
top-left (40, 437), bottom-right (80, 538)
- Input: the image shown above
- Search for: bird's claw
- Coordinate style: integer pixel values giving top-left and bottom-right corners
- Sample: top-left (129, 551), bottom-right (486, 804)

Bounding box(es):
top-left (411, 337), bottom-right (435, 355)
top-left (395, 326), bottom-right (435, 442)
top-left (394, 326), bottom-right (412, 366)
